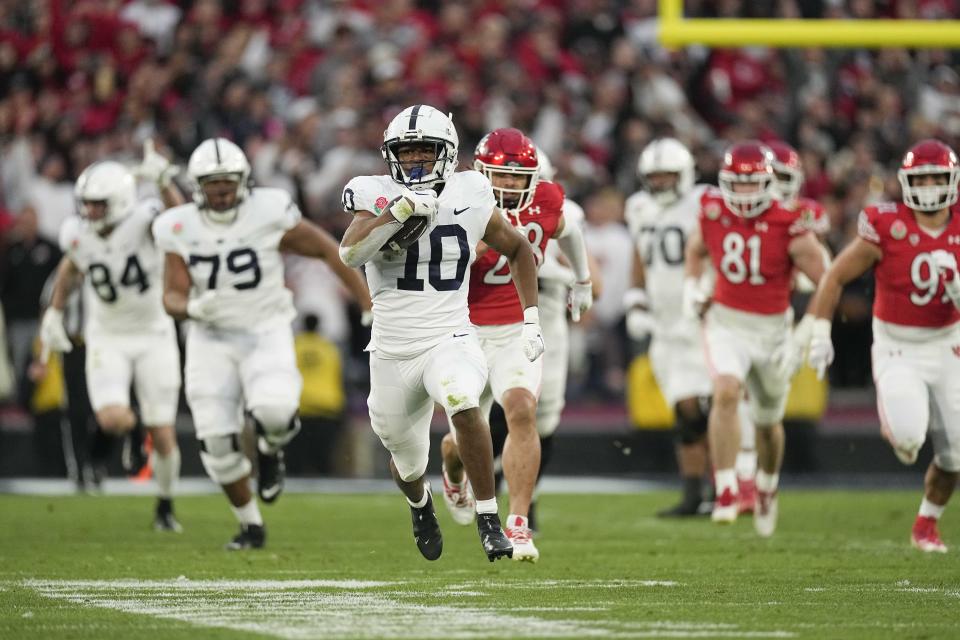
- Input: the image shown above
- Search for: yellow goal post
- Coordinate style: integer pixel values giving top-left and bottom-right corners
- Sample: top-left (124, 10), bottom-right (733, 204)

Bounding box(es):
top-left (658, 0), bottom-right (960, 48)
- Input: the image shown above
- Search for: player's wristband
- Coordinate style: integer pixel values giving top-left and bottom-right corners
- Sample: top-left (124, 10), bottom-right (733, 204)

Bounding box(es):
top-left (523, 306), bottom-right (540, 325)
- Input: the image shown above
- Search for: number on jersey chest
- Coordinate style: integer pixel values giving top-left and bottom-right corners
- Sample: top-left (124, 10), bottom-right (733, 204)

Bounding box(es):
top-left (396, 224), bottom-right (469, 291)
top-left (87, 254), bottom-right (149, 303)
top-left (719, 231), bottom-right (765, 285)
top-left (482, 221), bottom-right (544, 285)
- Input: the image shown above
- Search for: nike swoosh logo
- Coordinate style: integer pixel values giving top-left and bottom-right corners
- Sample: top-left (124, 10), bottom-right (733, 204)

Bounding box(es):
top-left (453, 207), bottom-right (469, 215)
top-left (453, 333), bottom-right (468, 338)
top-left (260, 485), bottom-right (281, 500)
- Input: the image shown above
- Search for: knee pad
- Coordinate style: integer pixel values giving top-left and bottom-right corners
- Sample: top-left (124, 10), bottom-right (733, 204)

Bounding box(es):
top-left (675, 397), bottom-right (709, 445)
top-left (251, 404), bottom-right (301, 450)
top-left (199, 434), bottom-right (251, 485)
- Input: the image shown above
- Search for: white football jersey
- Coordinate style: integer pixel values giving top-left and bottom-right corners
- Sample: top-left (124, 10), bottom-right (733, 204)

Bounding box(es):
top-left (342, 171), bottom-right (495, 359)
top-left (152, 188), bottom-right (301, 331)
top-left (624, 184), bottom-right (708, 336)
top-left (59, 199), bottom-right (171, 335)
top-left (538, 198), bottom-right (585, 288)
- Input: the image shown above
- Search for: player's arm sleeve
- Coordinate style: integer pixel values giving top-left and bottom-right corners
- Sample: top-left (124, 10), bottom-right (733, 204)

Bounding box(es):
top-left (856, 209), bottom-right (882, 245)
top-left (274, 191), bottom-right (303, 231)
top-left (151, 214), bottom-right (184, 256)
top-left (470, 171), bottom-right (497, 230)
top-left (555, 213), bottom-right (590, 282)
top-left (57, 217), bottom-right (78, 256)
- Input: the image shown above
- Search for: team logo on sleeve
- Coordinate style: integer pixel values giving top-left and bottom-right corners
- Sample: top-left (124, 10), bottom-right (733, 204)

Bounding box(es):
top-left (374, 196), bottom-right (389, 214)
top-left (705, 202), bottom-right (722, 220)
top-left (173, 222), bottom-right (183, 235)
top-left (890, 220), bottom-right (906, 240)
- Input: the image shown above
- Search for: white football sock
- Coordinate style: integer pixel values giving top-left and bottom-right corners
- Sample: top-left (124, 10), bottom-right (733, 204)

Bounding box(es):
top-left (756, 470), bottom-right (780, 493)
top-left (407, 486), bottom-right (429, 508)
top-left (152, 448), bottom-right (180, 499)
top-left (919, 498), bottom-right (946, 520)
top-left (714, 468), bottom-right (738, 496)
top-left (475, 498), bottom-right (498, 514)
top-left (231, 499), bottom-right (263, 526)
top-left (736, 449), bottom-right (757, 479)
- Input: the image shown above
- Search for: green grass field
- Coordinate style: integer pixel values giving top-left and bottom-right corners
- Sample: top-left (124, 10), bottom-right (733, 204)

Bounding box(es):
top-left (0, 489), bottom-right (958, 639)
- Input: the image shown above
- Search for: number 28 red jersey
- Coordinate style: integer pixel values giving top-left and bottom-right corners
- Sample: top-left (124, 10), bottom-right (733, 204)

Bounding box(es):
top-left (859, 201), bottom-right (960, 329)
top-left (469, 180), bottom-right (565, 325)
top-left (699, 187), bottom-right (809, 315)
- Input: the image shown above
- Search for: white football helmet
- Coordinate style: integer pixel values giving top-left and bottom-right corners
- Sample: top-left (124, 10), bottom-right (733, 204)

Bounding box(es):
top-left (536, 147), bottom-right (556, 181)
top-left (74, 161), bottom-right (136, 233)
top-left (638, 138), bottom-right (695, 206)
top-left (382, 104), bottom-right (458, 189)
top-left (187, 137), bottom-right (251, 222)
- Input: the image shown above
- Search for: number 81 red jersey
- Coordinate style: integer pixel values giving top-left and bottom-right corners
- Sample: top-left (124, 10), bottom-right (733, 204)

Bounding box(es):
top-left (859, 201), bottom-right (960, 329)
top-left (469, 181), bottom-right (565, 325)
top-left (699, 187), bottom-right (808, 315)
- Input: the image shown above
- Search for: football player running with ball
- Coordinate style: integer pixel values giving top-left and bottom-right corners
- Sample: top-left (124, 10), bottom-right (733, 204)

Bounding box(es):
top-left (339, 106), bottom-right (543, 562)
top-left (806, 139), bottom-right (960, 553)
top-left (40, 141), bottom-right (186, 531)
top-left (437, 128), bottom-right (593, 563)
top-left (153, 137), bottom-right (371, 550)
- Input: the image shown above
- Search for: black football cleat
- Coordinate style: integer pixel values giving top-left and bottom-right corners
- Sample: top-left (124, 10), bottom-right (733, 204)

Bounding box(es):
top-left (410, 485), bottom-right (443, 561)
top-left (154, 498), bottom-right (183, 532)
top-left (257, 448), bottom-right (285, 504)
top-left (224, 524), bottom-right (266, 550)
top-left (477, 513), bottom-right (513, 562)
top-left (657, 499), bottom-right (711, 518)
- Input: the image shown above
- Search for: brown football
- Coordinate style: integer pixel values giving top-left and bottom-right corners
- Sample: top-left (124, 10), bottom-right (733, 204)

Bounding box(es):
top-left (380, 197), bottom-right (431, 251)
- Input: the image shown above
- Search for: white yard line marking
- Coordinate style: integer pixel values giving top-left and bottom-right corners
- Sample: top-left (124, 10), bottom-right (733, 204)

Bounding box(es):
top-left (23, 579), bottom-right (795, 639)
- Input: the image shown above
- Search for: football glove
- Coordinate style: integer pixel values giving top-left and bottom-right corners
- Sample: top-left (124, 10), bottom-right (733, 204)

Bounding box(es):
top-left (186, 290), bottom-right (219, 323)
top-left (568, 280), bottom-right (593, 322)
top-left (623, 288), bottom-right (655, 341)
top-left (806, 318), bottom-right (834, 380)
top-left (388, 188), bottom-right (439, 225)
top-left (521, 307), bottom-right (545, 362)
top-left (134, 138), bottom-right (178, 188)
top-left (360, 309), bottom-right (374, 327)
top-left (932, 249), bottom-right (960, 309)
top-left (772, 314), bottom-right (816, 380)
top-left (681, 277), bottom-right (710, 322)
top-left (39, 307), bottom-right (72, 356)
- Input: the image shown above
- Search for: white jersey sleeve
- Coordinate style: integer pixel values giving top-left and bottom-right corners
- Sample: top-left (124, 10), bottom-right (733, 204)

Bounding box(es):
top-left (360, 171), bottom-right (495, 359)
top-left (539, 198), bottom-right (585, 286)
top-left (58, 216), bottom-right (82, 263)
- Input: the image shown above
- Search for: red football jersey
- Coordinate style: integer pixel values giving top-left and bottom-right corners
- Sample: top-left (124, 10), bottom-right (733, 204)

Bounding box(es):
top-left (699, 187), bottom-right (809, 315)
top-left (469, 180), bottom-right (565, 325)
top-left (782, 196), bottom-right (829, 238)
top-left (859, 201), bottom-right (960, 329)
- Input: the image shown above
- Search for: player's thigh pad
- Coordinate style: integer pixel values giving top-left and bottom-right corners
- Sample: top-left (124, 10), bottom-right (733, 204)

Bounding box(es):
top-left (84, 336), bottom-right (134, 412)
top-left (240, 325), bottom-right (303, 412)
top-left (198, 433), bottom-right (251, 485)
top-left (132, 326), bottom-right (182, 426)
top-left (650, 334), bottom-right (712, 407)
top-left (423, 331), bottom-right (488, 417)
top-left (185, 326), bottom-right (245, 439)
top-left (873, 344), bottom-right (931, 460)
top-left (368, 353), bottom-right (435, 482)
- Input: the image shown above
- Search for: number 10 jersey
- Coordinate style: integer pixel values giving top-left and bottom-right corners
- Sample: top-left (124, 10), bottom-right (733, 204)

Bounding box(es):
top-left (59, 198), bottom-right (171, 336)
top-left (342, 171), bottom-right (495, 359)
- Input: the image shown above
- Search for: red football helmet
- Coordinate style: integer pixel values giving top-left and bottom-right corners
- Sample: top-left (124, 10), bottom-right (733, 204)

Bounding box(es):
top-left (767, 140), bottom-right (803, 203)
top-left (474, 128), bottom-right (540, 214)
top-left (718, 141), bottom-right (776, 218)
top-left (898, 139), bottom-right (960, 212)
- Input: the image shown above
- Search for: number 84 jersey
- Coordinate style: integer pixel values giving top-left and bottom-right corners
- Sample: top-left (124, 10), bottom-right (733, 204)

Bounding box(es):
top-left (59, 199), bottom-right (171, 335)
top-left (699, 187), bottom-right (808, 316)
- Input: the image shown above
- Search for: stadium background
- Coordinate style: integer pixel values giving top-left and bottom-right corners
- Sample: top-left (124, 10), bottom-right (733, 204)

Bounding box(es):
top-left (1, 0), bottom-right (959, 483)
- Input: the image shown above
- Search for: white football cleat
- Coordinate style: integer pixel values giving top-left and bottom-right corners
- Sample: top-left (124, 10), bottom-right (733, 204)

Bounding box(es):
top-left (711, 487), bottom-right (738, 524)
top-left (754, 490), bottom-right (778, 538)
top-left (505, 514), bottom-right (539, 563)
top-left (440, 465), bottom-right (475, 525)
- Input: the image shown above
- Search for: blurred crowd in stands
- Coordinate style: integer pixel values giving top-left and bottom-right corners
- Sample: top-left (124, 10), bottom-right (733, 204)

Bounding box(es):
top-left (1, 0), bottom-right (959, 419)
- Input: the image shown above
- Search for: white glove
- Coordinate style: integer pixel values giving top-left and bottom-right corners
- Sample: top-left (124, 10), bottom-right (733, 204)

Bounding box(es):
top-left (772, 314), bottom-right (816, 380)
top-left (521, 307), bottom-right (545, 362)
top-left (360, 309), bottom-right (374, 327)
top-left (568, 280), bottom-right (593, 322)
top-left (186, 290), bottom-right (219, 323)
top-left (623, 288), bottom-right (655, 341)
top-left (932, 249), bottom-right (960, 309)
top-left (134, 138), bottom-right (178, 187)
top-left (806, 318), bottom-right (834, 380)
top-left (681, 277), bottom-right (710, 322)
top-left (39, 307), bottom-right (73, 356)
top-left (388, 188), bottom-right (439, 225)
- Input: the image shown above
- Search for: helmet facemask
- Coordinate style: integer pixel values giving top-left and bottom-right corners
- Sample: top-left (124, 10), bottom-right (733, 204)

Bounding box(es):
top-left (481, 165), bottom-right (539, 221)
top-left (642, 171), bottom-right (683, 206)
top-left (719, 170), bottom-right (775, 218)
top-left (898, 166), bottom-right (960, 213)
top-left (383, 139), bottom-right (455, 188)
top-left (772, 162), bottom-right (803, 204)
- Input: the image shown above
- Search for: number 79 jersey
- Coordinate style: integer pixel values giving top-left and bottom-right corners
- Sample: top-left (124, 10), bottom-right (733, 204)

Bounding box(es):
top-left (699, 188), bottom-right (808, 315)
top-left (469, 180), bottom-right (565, 325)
top-left (59, 198), bottom-right (171, 335)
top-left (859, 201), bottom-right (960, 329)
top-left (152, 188), bottom-right (301, 332)
top-left (342, 171), bottom-right (495, 359)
